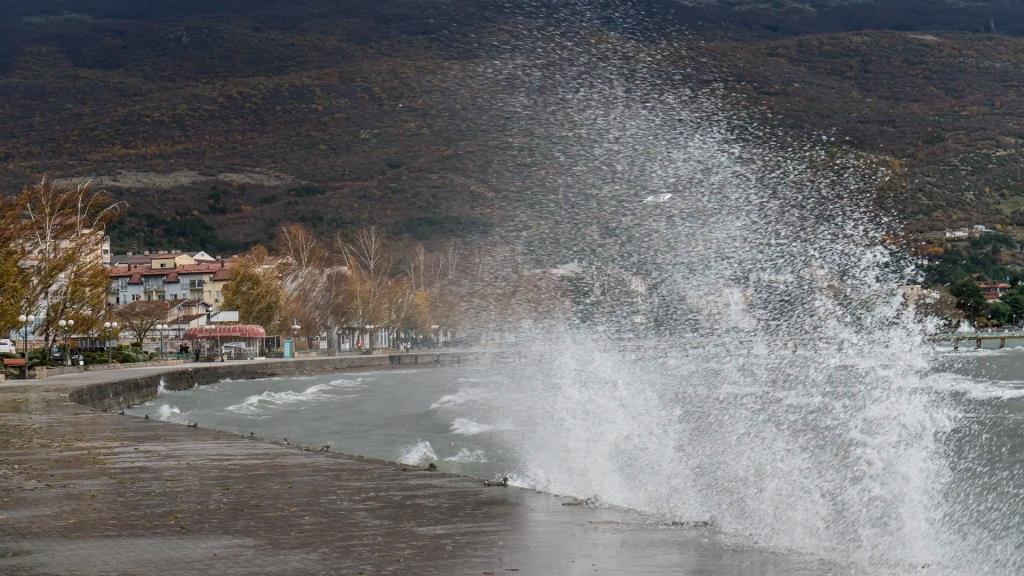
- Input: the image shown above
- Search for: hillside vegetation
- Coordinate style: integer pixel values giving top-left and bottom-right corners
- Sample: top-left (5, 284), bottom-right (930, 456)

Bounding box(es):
top-left (5, 0), bottom-right (1024, 273)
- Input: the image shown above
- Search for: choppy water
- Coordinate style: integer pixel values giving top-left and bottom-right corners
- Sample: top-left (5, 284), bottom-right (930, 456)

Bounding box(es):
top-left (132, 368), bottom-right (514, 479)
top-left (131, 348), bottom-right (1024, 575)
top-left (126, 3), bottom-right (1024, 573)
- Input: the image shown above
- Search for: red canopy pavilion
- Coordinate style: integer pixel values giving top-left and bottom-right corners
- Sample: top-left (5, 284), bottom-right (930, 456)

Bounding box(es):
top-left (183, 325), bottom-right (267, 360)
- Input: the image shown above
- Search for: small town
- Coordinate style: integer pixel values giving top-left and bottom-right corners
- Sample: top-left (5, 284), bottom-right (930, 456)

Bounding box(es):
top-left (1, 178), bottom-right (464, 380)
top-left (8, 2), bottom-right (1024, 576)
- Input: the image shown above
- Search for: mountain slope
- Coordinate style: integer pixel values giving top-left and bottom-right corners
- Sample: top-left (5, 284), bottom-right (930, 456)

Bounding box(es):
top-left (4, 0), bottom-right (1024, 253)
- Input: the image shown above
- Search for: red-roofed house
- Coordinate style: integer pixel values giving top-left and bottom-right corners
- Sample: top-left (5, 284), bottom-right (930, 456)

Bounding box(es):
top-left (980, 281), bottom-right (1012, 302)
top-left (108, 258), bottom-right (234, 307)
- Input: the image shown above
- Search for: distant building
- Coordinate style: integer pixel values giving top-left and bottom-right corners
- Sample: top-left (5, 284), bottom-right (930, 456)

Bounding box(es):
top-left (979, 282), bottom-right (1012, 302)
top-left (945, 228), bottom-right (970, 239)
top-left (100, 236), bottom-right (111, 266)
top-left (110, 250), bottom-right (216, 267)
top-left (107, 257), bottom-right (234, 308)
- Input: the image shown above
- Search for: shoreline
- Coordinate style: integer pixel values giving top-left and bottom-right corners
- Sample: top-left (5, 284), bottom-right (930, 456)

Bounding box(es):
top-left (66, 352), bottom-right (468, 410)
top-left (0, 352), bottom-right (829, 576)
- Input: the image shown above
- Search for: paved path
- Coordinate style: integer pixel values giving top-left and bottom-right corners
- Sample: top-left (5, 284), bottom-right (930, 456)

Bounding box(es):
top-left (0, 358), bottom-right (828, 575)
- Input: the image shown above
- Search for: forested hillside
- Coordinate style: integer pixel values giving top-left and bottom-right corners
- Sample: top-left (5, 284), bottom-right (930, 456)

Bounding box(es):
top-left (4, 0), bottom-right (1024, 275)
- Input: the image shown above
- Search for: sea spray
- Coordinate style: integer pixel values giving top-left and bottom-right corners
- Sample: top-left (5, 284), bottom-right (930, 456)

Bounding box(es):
top-left (455, 3), bottom-right (1014, 573)
top-left (155, 403), bottom-right (189, 424)
top-left (449, 418), bottom-right (505, 436)
top-left (444, 448), bottom-right (489, 463)
top-left (399, 440), bottom-right (438, 466)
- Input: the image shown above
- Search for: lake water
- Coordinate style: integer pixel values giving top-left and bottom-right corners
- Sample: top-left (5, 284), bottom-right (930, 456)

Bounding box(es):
top-left (128, 346), bottom-right (1024, 575)
top-left (130, 366), bottom-right (518, 481)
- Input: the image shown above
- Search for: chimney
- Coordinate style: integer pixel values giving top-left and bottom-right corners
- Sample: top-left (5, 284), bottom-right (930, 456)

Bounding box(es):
top-left (143, 250), bottom-right (150, 256)
top-left (127, 251), bottom-right (133, 257)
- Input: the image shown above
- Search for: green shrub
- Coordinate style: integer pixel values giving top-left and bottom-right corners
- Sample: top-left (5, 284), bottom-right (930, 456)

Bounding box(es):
top-left (27, 348), bottom-right (50, 367)
top-left (83, 351), bottom-right (110, 365)
top-left (111, 349), bottom-right (150, 364)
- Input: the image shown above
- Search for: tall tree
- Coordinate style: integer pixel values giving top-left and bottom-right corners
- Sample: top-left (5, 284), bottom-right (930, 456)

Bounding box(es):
top-left (276, 223), bottom-right (330, 335)
top-left (222, 245), bottom-right (286, 332)
top-left (16, 178), bottom-right (121, 355)
top-left (0, 201), bottom-right (30, 332)
top-left (951, 278), bottom-right (988, 321)
top-left (336, 227), bottom-right (393, 328)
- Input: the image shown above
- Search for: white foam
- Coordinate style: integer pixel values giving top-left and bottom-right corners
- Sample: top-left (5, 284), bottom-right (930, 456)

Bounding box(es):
top-left (325, 377), bottom-right (364, 388)
top-left (444, 448), bottom-right (489, 463)
top-left (924, 373), bottom-right (1024, 401)
top-left (224, 381), bottom-right (355, 415)
top-left (399, 440), bottom-right (437, 465)
top-left (430, 387), bottom-right (488, 409)
top-left (450, 418), bottom-right (503, 436)
top-left (154, 403), bottom-right (189, 424)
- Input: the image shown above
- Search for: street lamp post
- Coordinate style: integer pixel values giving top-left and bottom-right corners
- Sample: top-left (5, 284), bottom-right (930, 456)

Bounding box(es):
top-left (58, 319), bottom-right (74, 366)
top-left (103, 321), bottom-right (119, 364)
top-left (290, 322), bottom-right (301, 359)
top-left (157, 324), bottom-right (169, 359)
top-left (17, 314), bottom-right (35, 379)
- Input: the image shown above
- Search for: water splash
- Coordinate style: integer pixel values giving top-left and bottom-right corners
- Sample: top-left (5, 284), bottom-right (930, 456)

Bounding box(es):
top-left (444, 448), bottom-right (489, 464)
top-left (399, 440), bottom-right (438, 466)
top-left (451, 3), bottom-right (1020, 574)
top-left (154, 403), bottom-right (189, 424)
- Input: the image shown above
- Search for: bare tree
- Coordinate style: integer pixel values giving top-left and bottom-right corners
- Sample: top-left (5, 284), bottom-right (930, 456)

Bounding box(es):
top-left (276, 223), bottom-right (335, 337)
top-left (116, 301), bottom-right (167, 347)
top-left (16, 178), bottom-right (121, 354)
top-left (336, 227), bottom-right (392, 328)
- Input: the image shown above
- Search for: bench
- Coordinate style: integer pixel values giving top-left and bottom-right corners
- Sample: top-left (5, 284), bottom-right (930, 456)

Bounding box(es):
top-left (3, 358), bottom-right (26, 368)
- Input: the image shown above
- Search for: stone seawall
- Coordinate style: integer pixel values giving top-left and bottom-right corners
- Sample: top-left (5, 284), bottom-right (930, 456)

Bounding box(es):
top-left (36, 359), bottom-right (189, 378)
top-left (68, 352), bottom-right (466, 410)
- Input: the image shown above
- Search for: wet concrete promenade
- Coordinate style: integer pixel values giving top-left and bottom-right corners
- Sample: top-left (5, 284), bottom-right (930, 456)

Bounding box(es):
top-left (0, 358), bottom-right (825, 576)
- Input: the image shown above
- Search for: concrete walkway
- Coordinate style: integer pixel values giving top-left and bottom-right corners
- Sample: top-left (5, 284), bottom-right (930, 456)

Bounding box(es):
top-left (0, 357), bottom-right (828, 575)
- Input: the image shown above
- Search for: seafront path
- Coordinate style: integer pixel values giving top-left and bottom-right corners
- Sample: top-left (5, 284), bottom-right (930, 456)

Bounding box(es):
top-left (1, 354), bottom-right (820, 575)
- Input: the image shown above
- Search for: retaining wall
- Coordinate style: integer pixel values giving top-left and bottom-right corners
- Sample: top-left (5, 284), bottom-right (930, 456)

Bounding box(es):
top-left (69, 352), bottom-right (466, 411)
top-left (37, 359), bottom-right (189, 379)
